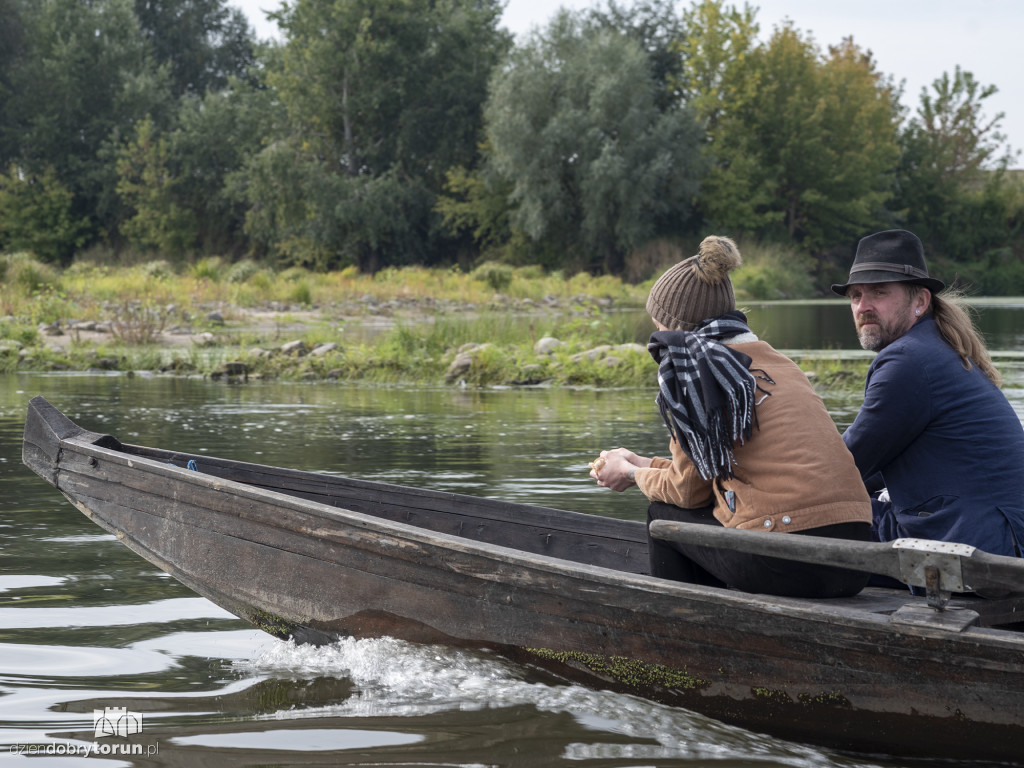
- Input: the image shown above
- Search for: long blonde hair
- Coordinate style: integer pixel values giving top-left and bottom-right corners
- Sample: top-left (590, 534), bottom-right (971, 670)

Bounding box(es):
top-left (911, 285), bottom-right (1001, 387)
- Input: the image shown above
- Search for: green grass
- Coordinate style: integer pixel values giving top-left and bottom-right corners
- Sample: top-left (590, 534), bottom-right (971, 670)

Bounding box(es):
top-left (0, 249), bottom-right (876, 387)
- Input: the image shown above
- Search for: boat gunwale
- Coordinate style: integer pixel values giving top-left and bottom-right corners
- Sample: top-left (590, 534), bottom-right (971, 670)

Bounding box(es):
top-left (122, 441), bottom-right (647, 541)
top-left (54, 430), bottom-right (1024, 650)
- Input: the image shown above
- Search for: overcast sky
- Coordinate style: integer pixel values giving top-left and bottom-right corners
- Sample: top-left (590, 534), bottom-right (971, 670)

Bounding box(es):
top-left (231, 0), bottom-right (1022, 166)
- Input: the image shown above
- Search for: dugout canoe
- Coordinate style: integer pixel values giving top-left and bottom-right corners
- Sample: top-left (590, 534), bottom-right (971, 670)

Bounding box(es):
top-left (21, 395), bottom-right (1024, 762)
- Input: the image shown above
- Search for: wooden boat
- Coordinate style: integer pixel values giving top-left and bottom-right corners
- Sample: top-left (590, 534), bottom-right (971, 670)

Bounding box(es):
top-left (21, 395), bottom-right (1024, 762)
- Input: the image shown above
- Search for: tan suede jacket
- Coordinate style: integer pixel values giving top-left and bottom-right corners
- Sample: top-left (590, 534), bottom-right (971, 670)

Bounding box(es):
top-left (634, 340), bottom-right (871, 533)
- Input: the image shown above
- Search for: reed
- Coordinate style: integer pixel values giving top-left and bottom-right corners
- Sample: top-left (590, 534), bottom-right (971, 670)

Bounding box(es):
top-left (108, 301), bottom-right (169, 345)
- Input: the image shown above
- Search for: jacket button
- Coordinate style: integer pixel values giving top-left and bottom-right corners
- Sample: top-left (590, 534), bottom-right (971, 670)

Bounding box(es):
top-left (782, 515), bottom-right (792, 525)
top-left (763, 519), bottom-right (772, 529)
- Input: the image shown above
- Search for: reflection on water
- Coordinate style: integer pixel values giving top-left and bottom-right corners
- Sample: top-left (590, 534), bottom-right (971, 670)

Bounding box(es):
top-left (2, 323), bottom-right (1024, 766)
top-left (746, 302), bottom-right (861, 350)
top-left (170, 728), bottom-right (424, 752)
top-left (3, 373), bottom-right (670, 519)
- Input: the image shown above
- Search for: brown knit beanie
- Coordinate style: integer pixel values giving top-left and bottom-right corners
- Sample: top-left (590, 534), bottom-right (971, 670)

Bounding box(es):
top-left (646, 236), bottom-right (742, 330)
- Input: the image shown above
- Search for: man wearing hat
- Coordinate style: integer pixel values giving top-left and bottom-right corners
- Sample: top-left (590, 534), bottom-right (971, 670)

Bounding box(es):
top-left (834, 229), bottom-right (1024, 557)
top-left (591, 235), bottom-right (873, 598)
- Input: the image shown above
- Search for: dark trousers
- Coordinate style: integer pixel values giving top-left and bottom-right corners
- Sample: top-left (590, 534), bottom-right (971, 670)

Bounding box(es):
top-left (647, 501), bottom-right (872, 598)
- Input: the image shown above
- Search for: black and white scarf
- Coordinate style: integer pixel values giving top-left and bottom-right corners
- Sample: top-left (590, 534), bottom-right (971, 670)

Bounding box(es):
top-left (648, 311), bottom-right (771, 481)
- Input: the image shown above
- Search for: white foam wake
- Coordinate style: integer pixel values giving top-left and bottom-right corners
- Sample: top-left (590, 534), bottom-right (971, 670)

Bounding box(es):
top-left (237, 635), bottom-right (881, 767)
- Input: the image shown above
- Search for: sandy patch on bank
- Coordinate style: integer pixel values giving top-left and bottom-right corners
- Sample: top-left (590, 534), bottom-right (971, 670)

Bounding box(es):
top-left (37, 307), bottom-right (404, 352)
top-left (38, 308), bottom-right (321, 350)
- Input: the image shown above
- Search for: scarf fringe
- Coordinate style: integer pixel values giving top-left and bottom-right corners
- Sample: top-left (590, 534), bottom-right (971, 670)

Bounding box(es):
top-left (649, 311), bottom-right (763, 481)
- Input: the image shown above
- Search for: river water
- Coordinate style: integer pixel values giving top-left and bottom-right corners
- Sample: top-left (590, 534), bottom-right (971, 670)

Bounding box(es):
top-left (3, 301), bottom-right (1024, 767)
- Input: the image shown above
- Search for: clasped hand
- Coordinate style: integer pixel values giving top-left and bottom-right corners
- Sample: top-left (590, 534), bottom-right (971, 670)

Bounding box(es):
top-left (589, 447), bottom-right (650, 492)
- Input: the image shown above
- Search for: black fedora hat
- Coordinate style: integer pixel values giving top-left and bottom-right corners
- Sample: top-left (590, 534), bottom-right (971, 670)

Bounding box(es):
top-left (831, 229), bottom-right (945, 296)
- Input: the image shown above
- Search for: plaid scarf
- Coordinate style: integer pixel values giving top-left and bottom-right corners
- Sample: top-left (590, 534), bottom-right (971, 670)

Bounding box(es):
top-left (648, 311), bottom-right (769, 481)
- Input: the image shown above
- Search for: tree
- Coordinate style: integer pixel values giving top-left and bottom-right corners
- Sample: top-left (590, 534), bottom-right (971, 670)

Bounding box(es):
top-left (672, 0), bottom-right (766, 237)
top-left (0, 164), bottom-right (89, 261)
top-left (0, 0), bottom-right (29, 167)
top-left (801, 38), bottom-right (903, 246)
top-left (894, 67), bottom-right (1021, 263)
top-left (0, 0), bottom-right (278, 260)
top-left (116, 116), bottom-right (195, 253)
top-left (435, 160), bottom-right (518, 256)
top-left (170, 79), bottom-right (280, 254)
top-left (676, 0), bottom-right (760, 135)
top-left (483, 12), bottom-right (705, 273)
top-left (244, 0), bottom-right (510, 270)
top-left (133, 0), bottom-right (257, 98)
top-left (697, 22), bottom-right (901, 251)
top-left (586, 0), bottom-right (689, 111)
top-left (908, 66), bottom-right (1016, 181)
top-left (5, 0), bottom-right (172, 252)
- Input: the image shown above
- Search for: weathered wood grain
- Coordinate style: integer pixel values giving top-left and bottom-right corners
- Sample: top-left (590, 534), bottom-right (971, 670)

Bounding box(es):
top-left (22, 395), bottom-right (1024, 762)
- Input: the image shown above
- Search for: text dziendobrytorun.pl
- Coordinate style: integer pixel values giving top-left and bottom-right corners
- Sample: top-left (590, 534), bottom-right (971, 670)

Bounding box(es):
top-left (9, 742), bottom-right (159, 756)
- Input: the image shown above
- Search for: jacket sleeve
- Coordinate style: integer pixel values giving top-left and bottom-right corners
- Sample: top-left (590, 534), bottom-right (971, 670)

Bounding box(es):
top-left (843, 346), bottom-right (932, 482)
top-left (634, 439), bottom-right (715, 508)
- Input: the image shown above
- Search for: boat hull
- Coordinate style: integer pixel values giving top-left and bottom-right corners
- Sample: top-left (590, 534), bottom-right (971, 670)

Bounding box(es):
top-left (22, 396), bottom-right (1024, 761)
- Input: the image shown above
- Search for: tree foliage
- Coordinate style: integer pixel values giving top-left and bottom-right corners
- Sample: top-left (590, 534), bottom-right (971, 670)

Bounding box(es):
top-left (170, 80), bottom-right (279, 254)
top-left (435, 162), bottom-right (518, 255)
top-left (586, 0), bottom-right (690, 110)
top-left (0, 164), bottom-right (89, 261)
top-left (245, 0), bottom-right (510, 270)
top-left (697, 20), bottom-right (901, 251)
top-left (116, 116), bottom-right (195, 253)
top-left (4, 0), bottom-right (170, 248)
top-left (0, 0), bottom-right (29, 166)
top-left (908, 66), bottom-right (1015, 181)
top-left (0, 0), bottom-right (1021, 291)
top-left (0, 0), bottom-right (263, 258)
top-left (483, 12), bottom-right (705, 272)
top-left (134, 0), bottom-right (257, 97)
top-left (894, 67), bottom-right (1022, 262)
top-left (676, 0), bottom-right (760, 134)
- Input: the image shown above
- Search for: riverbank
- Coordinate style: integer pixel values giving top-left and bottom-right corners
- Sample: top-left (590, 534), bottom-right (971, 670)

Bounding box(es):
top-left (2, 298), bottom-right (661, 387)
top-left (1, 252), bottom-right (873, 388)
top-left (1, 299), bottom-right (874, 390)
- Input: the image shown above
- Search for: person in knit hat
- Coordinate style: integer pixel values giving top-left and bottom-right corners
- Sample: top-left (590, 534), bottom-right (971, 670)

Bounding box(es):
top-left (645, 235), bottom-right (739, 331)
top-left (590, 235), bottom-right (873, 598)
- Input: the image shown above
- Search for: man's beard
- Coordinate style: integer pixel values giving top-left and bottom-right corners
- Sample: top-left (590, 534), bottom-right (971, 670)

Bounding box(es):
top-left (857, 313), bottom-right (912, 351)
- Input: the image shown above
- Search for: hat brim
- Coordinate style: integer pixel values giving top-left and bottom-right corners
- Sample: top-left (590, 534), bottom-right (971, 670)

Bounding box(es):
top-left (831, 271), bottom-right (945, 296)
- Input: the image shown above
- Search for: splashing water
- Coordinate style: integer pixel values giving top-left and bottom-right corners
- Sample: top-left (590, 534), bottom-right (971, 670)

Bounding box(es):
top-left (238, 635), bottom-right (882, 767)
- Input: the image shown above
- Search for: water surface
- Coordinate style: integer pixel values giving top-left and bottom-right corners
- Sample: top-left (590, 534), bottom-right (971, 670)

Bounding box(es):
top-left (3, 298), bottom-right (1024, 766)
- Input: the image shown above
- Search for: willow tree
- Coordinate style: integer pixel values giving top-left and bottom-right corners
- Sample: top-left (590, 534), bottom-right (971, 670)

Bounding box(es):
top-left (483, 12), bottom-right (704, 274)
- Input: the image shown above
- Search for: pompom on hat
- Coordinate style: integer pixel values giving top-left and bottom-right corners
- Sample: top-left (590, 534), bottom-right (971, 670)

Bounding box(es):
top-left (832, 229), bottom-right (944, 296)
top-left (646, 236), bottom-right (742, 330)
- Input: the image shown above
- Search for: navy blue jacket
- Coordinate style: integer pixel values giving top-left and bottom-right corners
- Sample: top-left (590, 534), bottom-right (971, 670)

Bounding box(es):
top-left (843, 315), bottom-right (1024, 556)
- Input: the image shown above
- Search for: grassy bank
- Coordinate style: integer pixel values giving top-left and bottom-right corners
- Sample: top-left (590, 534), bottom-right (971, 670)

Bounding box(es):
top-left (1, 251), bottom-right (868, 389)
top-left (1, 252), bottom-right (646, 318)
